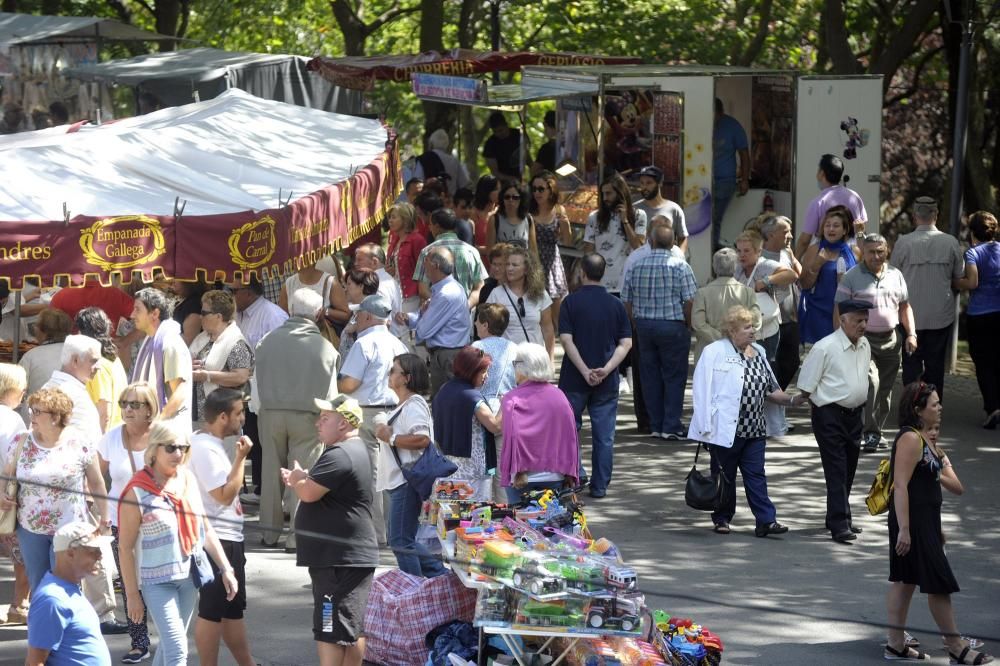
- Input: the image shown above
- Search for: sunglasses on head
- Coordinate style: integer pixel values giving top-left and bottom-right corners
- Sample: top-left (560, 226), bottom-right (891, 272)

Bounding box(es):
top-left (158, 443), bottom-right (191, 454)
top-left (118, 400), bottom-right (146, 410)
top-left (517, 296), bottom-right (526, 318)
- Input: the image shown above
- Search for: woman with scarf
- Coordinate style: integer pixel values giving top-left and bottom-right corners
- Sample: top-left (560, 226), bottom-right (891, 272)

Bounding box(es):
top-left (798, 206), bottom-right (861, 344)
top-left (97, 381), bottom-right (159, 662)
top-left (499, 343), bottom-right (579, 503)
top-left (433, 347), bottom-right (501, 498)
top-left (118, 420), bottom-right (237, 666)
top-left (189, 290), bottom-right (253, 425)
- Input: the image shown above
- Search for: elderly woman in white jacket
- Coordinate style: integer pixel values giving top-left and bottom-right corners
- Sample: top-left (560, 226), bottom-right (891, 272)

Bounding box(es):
top-left (688, 305), bottom-right (806, 537)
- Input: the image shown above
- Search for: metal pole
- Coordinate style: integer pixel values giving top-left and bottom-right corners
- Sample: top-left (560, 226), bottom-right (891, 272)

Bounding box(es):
top-left (490, 0), bottom-right (501, 85)
top-left (12, 291), bottom-right (21, 364)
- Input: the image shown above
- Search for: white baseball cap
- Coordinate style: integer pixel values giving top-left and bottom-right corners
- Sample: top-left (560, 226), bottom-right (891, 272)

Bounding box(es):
top-left (53, 521), bottom-right (113, 552)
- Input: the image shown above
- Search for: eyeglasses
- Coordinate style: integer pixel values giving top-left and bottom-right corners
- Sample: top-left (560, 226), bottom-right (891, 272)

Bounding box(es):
top-left (28, 408), bottom-right (54, 416)
top-left (531, 186), bottom-right (547, 193)
top-left (119, 400), bottom-right (147, 410)
top-left (516, 297), bottom-right (526, 318)
top-left (158, 443), bottom-right (191, 454)
top-left (503, 194), bottom-right (521, 201)
top-left (200, 310), bottom-right (217, 317)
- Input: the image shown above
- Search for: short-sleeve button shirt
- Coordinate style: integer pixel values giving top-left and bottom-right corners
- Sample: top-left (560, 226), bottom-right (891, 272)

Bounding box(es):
top-left (835, 263), bottom-right (908, 333)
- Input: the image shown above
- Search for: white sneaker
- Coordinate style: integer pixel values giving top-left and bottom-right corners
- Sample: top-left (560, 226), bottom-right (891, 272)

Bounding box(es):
top-left (619, 376), bottom-right (631, 394)
top-left (650, 432), bottom-right (663, 439)
top-left (240, 491), bottom-right (260, 505)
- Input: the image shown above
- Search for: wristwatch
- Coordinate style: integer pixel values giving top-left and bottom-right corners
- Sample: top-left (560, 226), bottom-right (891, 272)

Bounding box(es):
top-left (389, 434), bottom-right (398, 447)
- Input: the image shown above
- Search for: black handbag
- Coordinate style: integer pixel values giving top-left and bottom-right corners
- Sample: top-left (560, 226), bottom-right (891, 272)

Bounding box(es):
top-left (189, 547), bottom-right (216, 588)
top-left (388, 406), bottom-right (458, 501)
top-left (684, 444), bottom-right (730, 512)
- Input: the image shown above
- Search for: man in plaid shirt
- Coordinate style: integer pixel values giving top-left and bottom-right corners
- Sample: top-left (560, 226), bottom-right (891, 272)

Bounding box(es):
top-left (413, 208), bottom-right (488, 308)
top-left (621, 225), bottom-right (698, 440)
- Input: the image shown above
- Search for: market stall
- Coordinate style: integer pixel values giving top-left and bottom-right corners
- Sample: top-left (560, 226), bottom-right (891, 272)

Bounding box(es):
top-left (377, 480), bottom-right (726, 666)
top-left (62, 47), bottom-right (361, 114)
top-left (0, 87), bottom-right (400, 290)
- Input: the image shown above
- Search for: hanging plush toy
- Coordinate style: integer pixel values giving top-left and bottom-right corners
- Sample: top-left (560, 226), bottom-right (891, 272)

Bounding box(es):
top-left (840, 116), bottom-right (870, 159)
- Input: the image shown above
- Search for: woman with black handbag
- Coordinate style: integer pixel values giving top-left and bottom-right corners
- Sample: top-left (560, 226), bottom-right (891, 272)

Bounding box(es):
top-left (688, 305), bottom-right (806, 536)
top-left (374, 353), bottom-right (447, 578)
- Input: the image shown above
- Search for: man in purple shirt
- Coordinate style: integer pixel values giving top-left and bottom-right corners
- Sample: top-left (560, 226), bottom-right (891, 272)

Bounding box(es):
top-left (795, 154), bottom-right (868, 259)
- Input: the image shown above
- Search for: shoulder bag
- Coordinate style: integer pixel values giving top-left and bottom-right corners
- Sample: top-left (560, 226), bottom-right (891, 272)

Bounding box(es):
top-left (684, 443), bottom-right (730, 512)
top-left (501, 286), bottom-right (531, 341)
top-left (0, 432), bottom-right (29, 535)
top-left (315, 275), bottom-right (342, 348)
top-left (865, 427), bottom-right (911, 516)
top-left (387, 402), bottom-right (457, 501)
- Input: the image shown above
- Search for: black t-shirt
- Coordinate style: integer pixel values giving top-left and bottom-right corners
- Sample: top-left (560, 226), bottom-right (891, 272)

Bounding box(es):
top-left (535, 139), bottom-right (556, 173)
top-left (455, 217), bottom-right (475, 245)
top-left (482, 129), bottom-right (522, 179)
top-left (173, 294), bottom-right (201, 328)
top-left (295, 437), bottom-right (378, 568)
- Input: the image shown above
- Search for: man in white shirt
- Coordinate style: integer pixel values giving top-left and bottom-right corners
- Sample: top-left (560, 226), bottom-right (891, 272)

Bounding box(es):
top-left (130, 288), bottom-right (193, 434)
top-left (354, 242), bottom-right (405, 338)
top-left (338, 293), bottom-right (407, 545)
top-left (42, 334), bottom-right (125, 635)
top-left (189, 388), bottom-right (256, 666)
top-left (633, 165), bottom-right (689, 255)
top-left (797, 299), bottom-right (873, 544)
top-left (232, 276), bottom-right (288, 505)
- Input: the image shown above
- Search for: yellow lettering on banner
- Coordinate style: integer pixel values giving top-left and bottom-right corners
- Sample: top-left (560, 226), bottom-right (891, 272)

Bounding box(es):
top-left (290, 219), bottom-right (329, 244)
top-left (80, 216), bottom-right (166, 271)
top-left (228, 216), bottom-right (277, 270)
top-left (0, 242), bottom-right (54, 262)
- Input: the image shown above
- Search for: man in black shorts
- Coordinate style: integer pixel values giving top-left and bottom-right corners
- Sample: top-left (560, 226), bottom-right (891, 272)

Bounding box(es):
top-left (282, 392), bottom-right (378, 666)
top-left (189, 388), bottom-right (256, 666)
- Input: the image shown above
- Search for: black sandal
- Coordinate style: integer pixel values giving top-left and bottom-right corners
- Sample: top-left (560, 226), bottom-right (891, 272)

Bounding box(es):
top-left (885, 644), bottom-right (929, 661)
top-left (950, 646), bottom-right (994, 665)
top-left (713, 522), bottom-right (731, 534)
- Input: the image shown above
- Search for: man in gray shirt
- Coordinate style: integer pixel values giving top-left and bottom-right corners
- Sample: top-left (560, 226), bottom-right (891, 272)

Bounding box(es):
top-left (633, 166), bottom-right (688, 255)
top-left (891, 196), bottom-right (964, 401)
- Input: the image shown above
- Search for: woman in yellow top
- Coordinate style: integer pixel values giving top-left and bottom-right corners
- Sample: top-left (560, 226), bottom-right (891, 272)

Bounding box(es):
top-left (77, 307), bottom-right (129, 433)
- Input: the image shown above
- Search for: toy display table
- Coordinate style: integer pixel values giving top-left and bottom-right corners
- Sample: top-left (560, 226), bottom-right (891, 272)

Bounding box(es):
top-left (481, 626), bottom-right (605, 666)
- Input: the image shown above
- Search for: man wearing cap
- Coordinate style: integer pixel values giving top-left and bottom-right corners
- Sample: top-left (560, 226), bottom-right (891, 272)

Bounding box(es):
top-left (835, 234), bottom-right (916, 452)
top-left (797, 300), bottom-right (873, 543)
top-left (254, 288), bottom-right (338, 551)
top-left (634, 165), bottom-right (689, 255)
top-left (338, 293), bottom-right (408, 546)
top-left (398, 246), bottom-right (473, 396)
top-left (891, 197), bottom-right (964, 401)
top-left (26, 522), bottom-right (113, 665)
top-left (283, 393), bottom-right (377, 666)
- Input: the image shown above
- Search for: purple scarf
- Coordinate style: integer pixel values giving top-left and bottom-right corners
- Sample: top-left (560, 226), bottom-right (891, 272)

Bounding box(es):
top-left (131, 319), bottom-right (182, 409)
top-left (499, 382), bottom-right (579, 486)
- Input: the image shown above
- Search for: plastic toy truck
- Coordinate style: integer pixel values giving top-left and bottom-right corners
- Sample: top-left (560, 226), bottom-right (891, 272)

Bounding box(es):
top-left (516, 600), bottom-right (584, 628)
top-left (586, 595), bottom-right (641, 632)
top-left (435, 480), bottom-right (476, 500)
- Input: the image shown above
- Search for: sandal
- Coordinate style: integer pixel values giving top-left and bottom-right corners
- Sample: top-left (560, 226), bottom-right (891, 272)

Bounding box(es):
top-left (713, 522), bottom-right (731, 534)
top-left (950, 646), bottom-right (994, 665)
top-left (904, 632), bottom-right (920, 648)
top-left (885, 644), bottom-right (929, 661)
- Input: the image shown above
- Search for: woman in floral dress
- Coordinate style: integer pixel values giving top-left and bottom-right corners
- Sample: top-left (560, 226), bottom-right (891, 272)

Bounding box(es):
top-left (0, 387), bottom-right (108, 591)
top-left (528, 171), bottom-right (572, 327)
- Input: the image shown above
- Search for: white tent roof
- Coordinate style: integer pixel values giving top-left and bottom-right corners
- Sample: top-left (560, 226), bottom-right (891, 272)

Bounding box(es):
top-left (0, 88), bottom-right (389, 221)
top-left (62, 47), bottom-right (304, 85)
top-left (0, 11), bottom-right (176, 45)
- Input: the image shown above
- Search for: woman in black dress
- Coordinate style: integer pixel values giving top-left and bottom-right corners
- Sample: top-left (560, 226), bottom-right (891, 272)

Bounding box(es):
top-left (885, 382), bottom-right (992, 664)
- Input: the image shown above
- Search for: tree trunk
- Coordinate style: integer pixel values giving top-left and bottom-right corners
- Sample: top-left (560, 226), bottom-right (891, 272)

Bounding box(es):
top-left (330, 0), bottom-right (367, 56)
top-left (419, 0), bottom-right (455, 149)
top-left (41, 0), bottom-right (62, 14)
top-left (822, 0), bottom-right (862, 74)
top-left (2, 0), bottom-right (17, 11)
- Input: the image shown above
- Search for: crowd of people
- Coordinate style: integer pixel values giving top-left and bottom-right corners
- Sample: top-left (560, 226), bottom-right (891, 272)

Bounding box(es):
top-left (0, 133), bottom-right (997, 664)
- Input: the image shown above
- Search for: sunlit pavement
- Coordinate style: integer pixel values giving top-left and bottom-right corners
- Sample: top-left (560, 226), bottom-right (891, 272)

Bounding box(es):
top-left (1, 349), bottom-right (997, 665)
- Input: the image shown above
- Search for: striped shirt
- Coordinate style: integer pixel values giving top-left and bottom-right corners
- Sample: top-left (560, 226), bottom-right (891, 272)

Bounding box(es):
top-left (621, 249), bottom-right (698, 321)
top-left (133, 486), bottom-right (203, 586)
top-left (412, 232), bottom-right (488, 297)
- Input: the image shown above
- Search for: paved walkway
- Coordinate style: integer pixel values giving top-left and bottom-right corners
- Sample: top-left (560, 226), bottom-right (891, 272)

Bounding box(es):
top-left (1, 367), bottom-right (997, 665)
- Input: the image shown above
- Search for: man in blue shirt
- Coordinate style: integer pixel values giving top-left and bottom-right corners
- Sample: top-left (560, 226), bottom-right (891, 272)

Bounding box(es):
top-left (622, 225), bottom-right (699, 440)
top-left (397, 247), bottom-right (472, 397)
top-left (713, 98), bottom-right (750, 250)
top-left (558, 253), bottom-right (632, 498)
top-left (27, 522), bottom-right (113, 666)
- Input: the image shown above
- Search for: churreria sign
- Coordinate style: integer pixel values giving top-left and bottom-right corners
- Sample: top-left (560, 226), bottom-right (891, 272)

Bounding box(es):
top-left (80, 216), bottom-right (166, 271)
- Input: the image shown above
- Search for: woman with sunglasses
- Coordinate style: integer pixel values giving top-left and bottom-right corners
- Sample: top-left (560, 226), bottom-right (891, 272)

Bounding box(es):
top-left (485, 246), bottom-right (556, 362)
top-left (529, 171), bottom-right (571, 328)
top-left (486, 180), bottom-right (538, 255)
top-left (118, 421), bottom-right (237, 666)
top-left (0, 363), bottom-right (29, 625)
top-left (1, 387), bottom-right (108, 593)
top-left (96, 381), bottom-right (159, 662)
top-left (190, 290), bottom-right (253, 426)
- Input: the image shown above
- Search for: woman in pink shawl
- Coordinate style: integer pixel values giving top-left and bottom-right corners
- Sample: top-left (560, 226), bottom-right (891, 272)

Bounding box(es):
top-left (499, 342), bottom-right (579, 503)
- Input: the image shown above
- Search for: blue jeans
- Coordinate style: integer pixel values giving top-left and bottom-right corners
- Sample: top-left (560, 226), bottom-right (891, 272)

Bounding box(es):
top-left (143, 577), bottom-right (198, 666)
top-left (563, 388), bottom-right (619, 494)
top-left (17, 526), bottom-right (55, 592)
top-left (710, 436), bottom-right (777, 526)
top-left (387, 483), bottom-right (446, 578)
top-left (635, 319), bottom-right (690, 434)
top-left (712, 178), bottom-right (738, 249)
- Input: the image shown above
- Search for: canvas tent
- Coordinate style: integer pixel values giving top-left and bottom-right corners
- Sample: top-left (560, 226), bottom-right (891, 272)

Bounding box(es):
top-left (63, 47), bottom-right (361, 114)
top-left (0, 12), bottom-right (178, 128)
top-left (0, 88), bottom-right (400, 289)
